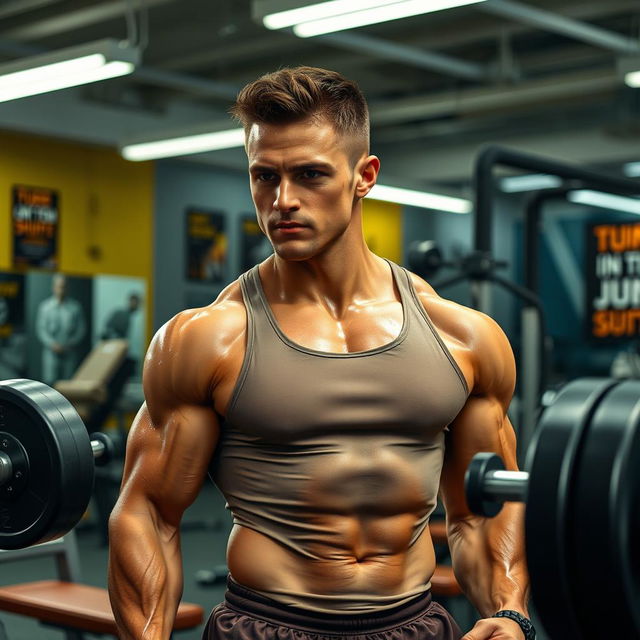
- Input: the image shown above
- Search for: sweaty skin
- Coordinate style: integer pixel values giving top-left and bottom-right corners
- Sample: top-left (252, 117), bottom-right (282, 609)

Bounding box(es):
top-left (108, 118), bottom-right (529, 640)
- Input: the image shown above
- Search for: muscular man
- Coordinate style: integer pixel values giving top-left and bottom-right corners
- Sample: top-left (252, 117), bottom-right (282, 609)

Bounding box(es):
top-left (36, 274), bottom-right (86, 385)
top-left (109, 67), bottom-right (531, 640)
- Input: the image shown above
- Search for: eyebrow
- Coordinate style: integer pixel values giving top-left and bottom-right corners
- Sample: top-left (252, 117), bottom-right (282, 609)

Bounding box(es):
top-left (250, 161), bottom-right (335, 173)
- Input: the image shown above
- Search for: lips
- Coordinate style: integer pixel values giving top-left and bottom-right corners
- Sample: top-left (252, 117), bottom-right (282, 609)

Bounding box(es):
top-left (275, 222), bottom-right (306, 229)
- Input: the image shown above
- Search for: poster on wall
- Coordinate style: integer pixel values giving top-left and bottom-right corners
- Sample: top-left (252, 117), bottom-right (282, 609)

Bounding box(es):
top-left (0, 273), bottom-right (26, 379)
top-left (586, 221), bottom-right (640, 341)
top-left (240, 214), bottom-right (272, 273)
top-left (12, 185), bottom-right (59, 269)
top-left (185, 208), bottom-right (227, 283)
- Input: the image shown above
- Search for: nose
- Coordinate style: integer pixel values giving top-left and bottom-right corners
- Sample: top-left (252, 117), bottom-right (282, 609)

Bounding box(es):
top-left (273, 179), bottom-right (300, 212)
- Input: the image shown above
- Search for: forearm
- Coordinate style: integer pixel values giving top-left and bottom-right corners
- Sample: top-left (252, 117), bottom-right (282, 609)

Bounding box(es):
top-left (108, 506), bottom-right (183, 640)
top-left (448, 502), bottom-right (529, 618)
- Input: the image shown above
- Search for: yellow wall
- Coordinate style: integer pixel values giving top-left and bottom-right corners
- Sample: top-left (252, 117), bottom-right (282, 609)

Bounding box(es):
top-left (362, 199), bottom-right (402, 263)
top-left (0, 130), bottom-right (154, 339)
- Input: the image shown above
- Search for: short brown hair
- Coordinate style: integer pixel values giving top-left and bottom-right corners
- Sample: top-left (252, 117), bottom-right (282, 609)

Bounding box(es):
top-left (230, 66), bottom-right (369, 159)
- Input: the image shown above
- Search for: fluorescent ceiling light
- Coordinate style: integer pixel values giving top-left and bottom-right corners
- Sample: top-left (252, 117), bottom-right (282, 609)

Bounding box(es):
top-left (568, 190), bottom-right (640, 216)
top-left (624, 162), bottom-right (640, 178)
top-left (618, 56), bottom-right (640, 89)
top-left (263, 0), bottom-right (486, 38)
top-left (625, 71), bottom-right (640, 88)
top-left (0, 39), bottom-right (138, 103)
top-left (368, 184), bottom-right (471, 213)
top-left (500, 174), bottom-right (562, 193)
top-left (122, 128), bottom-right (245, 161)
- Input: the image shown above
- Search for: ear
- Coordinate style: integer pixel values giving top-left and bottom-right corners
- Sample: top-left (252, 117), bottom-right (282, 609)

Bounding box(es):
top-left (354, 155), bottom-right (381, 198)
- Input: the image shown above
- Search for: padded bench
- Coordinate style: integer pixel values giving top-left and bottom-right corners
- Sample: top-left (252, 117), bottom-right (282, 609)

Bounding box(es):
top-left (0, 581), bottom-right (203, 636)
top-left (0, 532), bottom-right (204, 639)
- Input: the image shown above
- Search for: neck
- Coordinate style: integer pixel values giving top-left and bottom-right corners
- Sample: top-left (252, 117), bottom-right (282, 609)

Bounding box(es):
top-left (265, 223), bottom-right (390, 319)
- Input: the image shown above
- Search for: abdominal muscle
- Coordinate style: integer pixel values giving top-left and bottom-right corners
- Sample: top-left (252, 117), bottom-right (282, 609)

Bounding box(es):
top-left (227, 522), bottom-right (437, 606)
top-left (223, 448), bottom-right (440, 612)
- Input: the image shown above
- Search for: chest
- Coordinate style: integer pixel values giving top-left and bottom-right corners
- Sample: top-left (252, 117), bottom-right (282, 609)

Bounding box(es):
top-left (268, 298), bottom-right (404, 354)
top-left (224, 335), bottom-right (466, 446)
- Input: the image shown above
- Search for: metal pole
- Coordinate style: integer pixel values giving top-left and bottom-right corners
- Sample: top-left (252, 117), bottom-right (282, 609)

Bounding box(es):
top-left (520, 306), bottom-right (540, 457)
top-left (482, 469), bottom-right (530, 503)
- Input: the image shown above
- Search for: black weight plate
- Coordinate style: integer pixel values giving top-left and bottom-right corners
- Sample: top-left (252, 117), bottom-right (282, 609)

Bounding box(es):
top-left (618, 405), bottom-right (640, 634)
top-left (570, 380), bottom-right (640, 638)
top-left (33, 380), bottom-right (95, 541)
top-left (525, 377), bottom-right (619, 640)
top-left (0, 379), bottom-right (93, 549)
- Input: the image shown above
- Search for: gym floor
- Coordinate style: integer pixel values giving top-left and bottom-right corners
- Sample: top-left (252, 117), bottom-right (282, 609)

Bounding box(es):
top-left (0, 480), bottom-right (549, 640)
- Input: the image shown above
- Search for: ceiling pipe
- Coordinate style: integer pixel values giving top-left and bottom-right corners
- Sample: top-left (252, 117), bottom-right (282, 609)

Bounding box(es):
top-left (370, 68), bottom-right (618, 125)
top-left (0, 0), bottom-right (66, 20)
top-left (319, 31), bottom-right (488, 81)
top-left (0, 0), bottom-right (178, 41)
top-left (133, 67), bottom-right (239, 101)
top-left (479, 0), bottom-right (640, 55)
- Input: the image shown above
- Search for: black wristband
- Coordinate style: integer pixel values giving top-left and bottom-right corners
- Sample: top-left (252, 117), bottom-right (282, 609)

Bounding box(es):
top-left (492, 610), bottom-right (536, 640)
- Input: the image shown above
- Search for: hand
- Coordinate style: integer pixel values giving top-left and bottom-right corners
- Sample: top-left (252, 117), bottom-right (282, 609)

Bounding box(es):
top-left (462, 617), bottom-right (525, 640)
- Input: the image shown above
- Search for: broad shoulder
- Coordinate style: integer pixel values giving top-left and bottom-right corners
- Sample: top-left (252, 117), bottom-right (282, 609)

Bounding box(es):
top-left (154, 279), bottom-right (245, 350)
top-left (144, 279), bottom-right (246, 409)
top-left (406, 270), bottom-right (515, 401)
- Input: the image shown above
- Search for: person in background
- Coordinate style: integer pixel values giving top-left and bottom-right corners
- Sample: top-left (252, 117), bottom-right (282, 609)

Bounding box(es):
top-left (101, 293), bottom-right (141, 341)
top-left (36, 274), bottom-right (86, 385)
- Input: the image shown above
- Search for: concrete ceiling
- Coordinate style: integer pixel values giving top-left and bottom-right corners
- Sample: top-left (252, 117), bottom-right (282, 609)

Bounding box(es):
top-left (0, 0), bottom-right (638, 191)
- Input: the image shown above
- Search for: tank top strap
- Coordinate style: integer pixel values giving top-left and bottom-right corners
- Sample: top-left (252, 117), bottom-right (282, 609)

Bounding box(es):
top-left (239, 265), bottom-right (280, 342)
top-left (386, 260), bottom-right (421, 323)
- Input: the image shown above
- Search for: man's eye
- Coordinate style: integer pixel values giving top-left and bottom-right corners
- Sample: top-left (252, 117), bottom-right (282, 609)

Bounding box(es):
top-left (257, 173), bottom-right (276, 182)
top-left (301, 170), bottom-right (322, 179)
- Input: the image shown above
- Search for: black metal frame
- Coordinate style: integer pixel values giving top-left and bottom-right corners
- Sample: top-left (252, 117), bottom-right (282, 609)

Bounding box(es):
top-left (473, 145), bottom-right (640, 400)
top-left (473, 144), bottom-right (640, 256)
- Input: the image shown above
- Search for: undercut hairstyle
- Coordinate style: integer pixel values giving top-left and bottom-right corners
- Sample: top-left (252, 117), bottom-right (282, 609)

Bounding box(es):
top-left (230, 66), bottom-right (370, 163)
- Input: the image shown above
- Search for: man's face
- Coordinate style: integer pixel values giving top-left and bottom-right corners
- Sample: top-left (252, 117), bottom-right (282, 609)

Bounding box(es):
top-left (246, 118), bottom-right (364, 261)
top-left (53, 277), bottom-right (66, 300)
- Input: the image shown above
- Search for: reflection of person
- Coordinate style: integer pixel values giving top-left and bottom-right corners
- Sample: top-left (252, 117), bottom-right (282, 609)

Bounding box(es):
top-left (109, 68), bottom-right (531, 640)
top-left (611, 339), bottom-right (640, 378)
top-left (36, 274), bottom-right (86, 385)
top-left (101, 293), bottom-right (141, 340)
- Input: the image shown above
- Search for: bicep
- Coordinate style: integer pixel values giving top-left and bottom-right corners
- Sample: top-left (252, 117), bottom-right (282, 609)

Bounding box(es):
top-left (440, 395), bottom-right (518, 522)
top-left (119, 402), bottom-right (220, 529)
top-left (439, 312), bottom-right (518, 522)
top-left (117, 312), bottom-right (221, 528)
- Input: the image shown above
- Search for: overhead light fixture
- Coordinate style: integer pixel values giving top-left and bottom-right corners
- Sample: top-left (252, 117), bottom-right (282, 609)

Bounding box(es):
top-left (0, 39), bottom-right (139, 103)
top-left (624, 162), bottom-right (640, 178)
top-left (121, 127), bottom-right (245, 161)
top-left (626, 71), bottom-right (640, 88)
top-left (618, 56), bottom-right (640, 89)
top-left (500, 174), bottom-right (562, 193)
top-left (261, 0), bottom-right (487, 38)
top-left (368, 184), bottom-right (471, 213)
top-left (568, 190), bottom-right (640, 216)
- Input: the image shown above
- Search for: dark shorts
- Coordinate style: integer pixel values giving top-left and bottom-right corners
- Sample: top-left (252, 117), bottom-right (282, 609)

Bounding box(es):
top-left (203, 578), bottom-right (464, 639)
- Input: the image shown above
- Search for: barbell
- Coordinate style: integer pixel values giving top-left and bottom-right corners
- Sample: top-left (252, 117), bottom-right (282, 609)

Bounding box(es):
top-left (465, 377), bottom-right (640, 640)
top-left (0, 378), bottom-right (113, 550)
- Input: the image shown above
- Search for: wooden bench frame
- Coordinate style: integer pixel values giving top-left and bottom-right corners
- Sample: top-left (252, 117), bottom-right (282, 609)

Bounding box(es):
top-left (0, 531), bottom-right (203, 639)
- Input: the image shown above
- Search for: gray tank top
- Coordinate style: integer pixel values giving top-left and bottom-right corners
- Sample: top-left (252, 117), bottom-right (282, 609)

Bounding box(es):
top-left (211, 260), bottom-right (469, 612)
